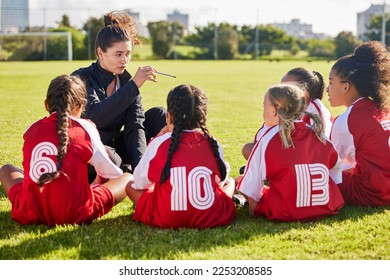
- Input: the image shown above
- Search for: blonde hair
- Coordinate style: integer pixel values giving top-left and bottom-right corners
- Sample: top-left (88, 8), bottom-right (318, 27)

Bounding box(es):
top-left (267, 84), bottom-right (325, 148)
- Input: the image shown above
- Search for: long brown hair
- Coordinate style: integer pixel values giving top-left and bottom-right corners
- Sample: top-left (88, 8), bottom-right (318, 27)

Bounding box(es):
top-left (37, 75), bottom-right (87, 186)
top-left (331, 41), bottom-right (390, 113)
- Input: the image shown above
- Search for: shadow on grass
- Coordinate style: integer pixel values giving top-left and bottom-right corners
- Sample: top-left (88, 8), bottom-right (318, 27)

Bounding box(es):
top-left (0, 204), bottom-right (388, 260)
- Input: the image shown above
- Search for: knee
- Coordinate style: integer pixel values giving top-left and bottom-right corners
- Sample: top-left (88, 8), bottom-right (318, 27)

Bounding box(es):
top-left (145, 106), bottom-right (167, 119)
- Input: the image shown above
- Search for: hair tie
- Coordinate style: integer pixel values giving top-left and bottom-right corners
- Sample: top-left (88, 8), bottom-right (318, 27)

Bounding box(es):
top-left (104, 16), bottom-right (117, 27)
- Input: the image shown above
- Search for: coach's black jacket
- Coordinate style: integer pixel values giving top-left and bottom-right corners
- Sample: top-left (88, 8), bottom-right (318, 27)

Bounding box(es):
top-left (71, 61), bottom-right (146, 171)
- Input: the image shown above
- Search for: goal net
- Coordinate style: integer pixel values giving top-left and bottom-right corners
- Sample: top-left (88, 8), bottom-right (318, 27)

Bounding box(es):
top-left (0, 32), bottom-right (73, 61)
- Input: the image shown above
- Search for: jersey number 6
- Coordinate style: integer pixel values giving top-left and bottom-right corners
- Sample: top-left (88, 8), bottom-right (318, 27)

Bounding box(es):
top-left (29, 142), bottom-right (58, 184)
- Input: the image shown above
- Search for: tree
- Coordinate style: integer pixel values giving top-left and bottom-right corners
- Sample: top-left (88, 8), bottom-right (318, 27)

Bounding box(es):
top-left (48, 26), bottom-right (87, 60)
top-left (184, 23), bottom-right (239, 59)
top-left (307, 39), bottom-right (335, 59)
top-left (334, 31), bottom-right (360, 59)
top-left (365, 14), bottom-right (390, 45)
top-left (217, 25), bottom-right (239, 59)
top-left (82, 16), bottom-right (104, 60)
top-left (184, 23), bottom-right (217, 59)
top-left (147, 21), bottom-right (184, 59)
top-left (57, 14), bottom-right (71, 28)
top-left (238, 24), bottom-right (297, 58)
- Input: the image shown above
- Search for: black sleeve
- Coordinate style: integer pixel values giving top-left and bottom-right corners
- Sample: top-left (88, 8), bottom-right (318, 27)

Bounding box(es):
top-left (84, 80), bottom-right (140, 128)
top-left (123, 95), bottom-right (147, 169)
top-left (71, 68), bottom-right (140, 129)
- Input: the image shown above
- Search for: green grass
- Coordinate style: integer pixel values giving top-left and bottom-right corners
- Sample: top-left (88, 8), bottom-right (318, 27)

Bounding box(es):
top-left (0, 60), bottom-right (388, 260)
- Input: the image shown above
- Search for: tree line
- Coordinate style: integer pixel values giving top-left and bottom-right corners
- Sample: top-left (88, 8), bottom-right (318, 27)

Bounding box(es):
top-left (1, 13), bottom-right (388, 61)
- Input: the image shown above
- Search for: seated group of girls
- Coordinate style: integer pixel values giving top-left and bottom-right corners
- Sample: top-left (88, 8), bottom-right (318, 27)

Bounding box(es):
top-left (0, 41), bottom-right (389, 229)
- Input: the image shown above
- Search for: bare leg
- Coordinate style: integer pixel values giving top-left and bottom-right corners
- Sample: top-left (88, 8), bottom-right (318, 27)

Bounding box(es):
top-left (247, 196), bottom-right (258, 216)
top-left (242, 142), bottom-right (255, 160)
top-left (0, 164), bottom-right (24, 196)
top-left (221, 177), bottom-right (235, 198)
top-left (102, 173), bottom-right (133, 205)
top-left (125, 182), bottom-right (148, 205)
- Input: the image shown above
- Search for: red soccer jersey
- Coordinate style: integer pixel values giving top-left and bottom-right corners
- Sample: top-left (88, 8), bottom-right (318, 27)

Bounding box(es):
top-left (132, 130), bottom-right (236, 228)
top-left (238, 121), bottom-right (344, 222)
top-left (9, 113), bottom-right (122, 226)
top-left (330, 98), bottom-right (390, 206)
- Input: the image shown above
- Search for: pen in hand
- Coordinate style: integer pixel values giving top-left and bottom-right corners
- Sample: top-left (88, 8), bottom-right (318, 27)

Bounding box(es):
top-left (156, 71), bottom-right (176, 78)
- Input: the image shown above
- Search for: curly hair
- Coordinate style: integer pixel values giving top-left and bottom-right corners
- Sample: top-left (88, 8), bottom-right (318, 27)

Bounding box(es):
top-left (331, 41), bottom-right (390, 113)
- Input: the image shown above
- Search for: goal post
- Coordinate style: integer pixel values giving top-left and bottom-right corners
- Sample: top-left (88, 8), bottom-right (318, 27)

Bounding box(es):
top-left (0, 32), bottom-right (73, 61)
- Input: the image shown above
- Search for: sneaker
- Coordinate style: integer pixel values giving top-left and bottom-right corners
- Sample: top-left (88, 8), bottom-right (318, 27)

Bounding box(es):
top-left (233, 194), bottom-right (247, 207)
top-left (122, 164), bottom-right (132, 174)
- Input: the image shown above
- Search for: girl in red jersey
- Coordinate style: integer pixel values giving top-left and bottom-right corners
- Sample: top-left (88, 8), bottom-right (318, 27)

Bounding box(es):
top-left (0, 75), bottom-right (132, 226)
top-left (281, 67), bottom-right (333, 137)
top-left (327, 41), bottom-right (390, 206)
top-left (241, 68), bottom-right (333, 164)
top-left (125, 84), bottom-right (236, 229)
top-left (237, 84), bottom-right (344, 222)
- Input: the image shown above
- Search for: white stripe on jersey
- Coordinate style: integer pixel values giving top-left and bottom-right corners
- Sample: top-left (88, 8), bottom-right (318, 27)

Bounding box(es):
top-left (71, 116), bottom-right (123, 178)
top-left (238, 126), bottom-right (279, 202)
top-left (381, 120), bottom-right (390, 131)
top-left (310, 163), bottom-right (330, 206)
top-left (331, 105), bottom-right (356, 171)
top-left (133, 132), bottom-right (172, 190)
top-left (295, 164), bottom-right (311, 207)
top-left (306, 99), bottom-right (333, 137)
top-left (171, 166), bottom-right (187, 211)
top-left (295, 163), bottom-right (330, 207)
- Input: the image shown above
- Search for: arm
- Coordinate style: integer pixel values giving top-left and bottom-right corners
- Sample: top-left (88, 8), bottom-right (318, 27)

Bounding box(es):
top-left (84, 80), bottom-right (141, 128)
top-left (330, 112), bottom-right (356, 171)
top-left (236, 140), bottom-right (265, 203)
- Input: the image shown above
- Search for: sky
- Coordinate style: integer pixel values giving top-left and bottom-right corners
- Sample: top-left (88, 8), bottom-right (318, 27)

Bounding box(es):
top-left (28, 0), bottom-right (385, 37)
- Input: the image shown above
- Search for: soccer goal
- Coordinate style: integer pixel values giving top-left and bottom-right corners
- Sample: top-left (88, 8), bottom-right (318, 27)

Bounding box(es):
top-left (0, 31), bottom-right (73, 61)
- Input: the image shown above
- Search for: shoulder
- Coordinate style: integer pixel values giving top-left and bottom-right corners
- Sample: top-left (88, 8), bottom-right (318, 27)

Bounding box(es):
top-left (148, 132), bottom-right (172, 148)
top-left (23, 117), bottom-right (46, 137)
top-left (69, 117), bottom-right (98, 137)
top-left (71, 63), bottom-right (96, 80)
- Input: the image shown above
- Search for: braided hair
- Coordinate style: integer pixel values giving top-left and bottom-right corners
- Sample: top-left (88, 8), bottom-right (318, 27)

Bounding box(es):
top-left (37, 75), bottom-right (87, 186)
top-left (159, 85), bottom-right (227, 184)
top-left (95, 10), bottom-right (141, 57)
top-left (268, 83), bottom-right (325, 149)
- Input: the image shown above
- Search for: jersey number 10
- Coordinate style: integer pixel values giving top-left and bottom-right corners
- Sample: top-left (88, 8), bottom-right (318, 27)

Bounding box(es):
top-left (170, 166), bottom-right (215, 211)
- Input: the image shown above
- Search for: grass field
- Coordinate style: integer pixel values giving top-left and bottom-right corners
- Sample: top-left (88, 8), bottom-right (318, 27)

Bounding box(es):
top-left (0, 60), bottom-right (389, 260)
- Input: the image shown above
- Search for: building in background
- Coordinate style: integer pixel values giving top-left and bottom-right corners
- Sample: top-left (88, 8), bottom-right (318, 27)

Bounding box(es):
top-left (357, 4), bottom-right (390, 41)
top-left (271, 18), bottom-right (327, 40)
top-left (123, 9), bottom-right (149, 37)
top-left (167, 10), bottom-right (189, 32)
top-left (0, 0), bottom-right (29, 33)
